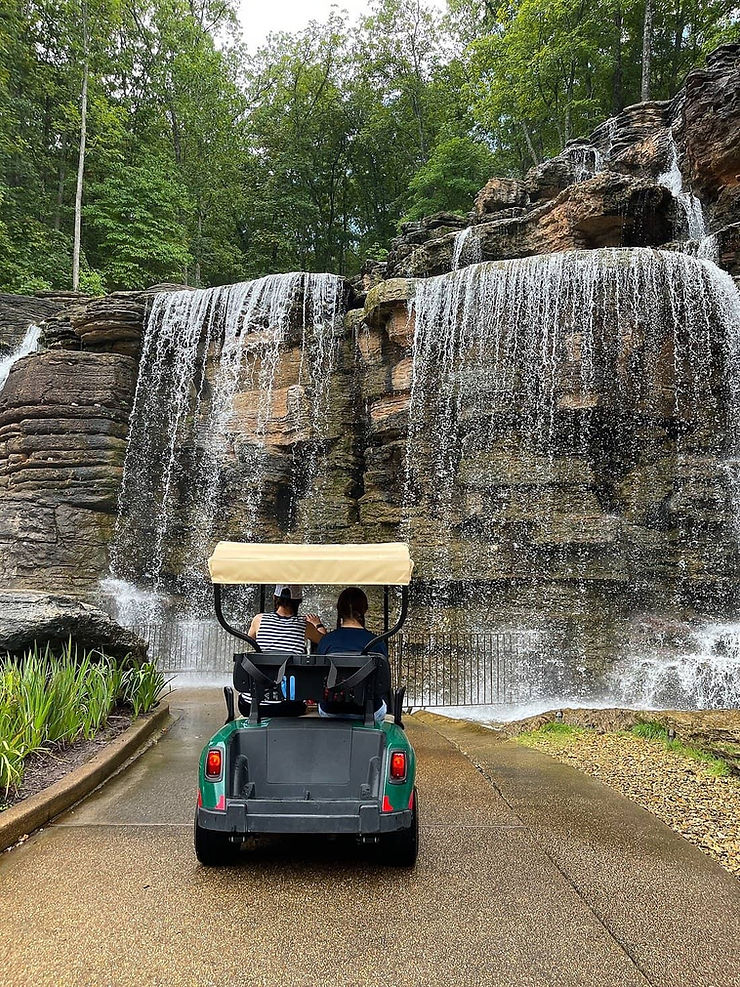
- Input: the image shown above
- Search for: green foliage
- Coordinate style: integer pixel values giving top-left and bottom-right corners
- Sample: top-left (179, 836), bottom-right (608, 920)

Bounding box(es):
top-left (0, 641), bottom-right (169, 798)
top-left (631, 720), bottom-right (670, 740)
top-left (518, 721), bottom-right (585, 744)
top-left (85, 166), bottom-right (192, 290)
top-left (121, 663), bottom-right (170, 718)
top-left (0, 0), bottom-right (738, 285)
top-left (630, 721), bottom-right (731, 776)
top-left (405, 136), bottom-right (493, 220)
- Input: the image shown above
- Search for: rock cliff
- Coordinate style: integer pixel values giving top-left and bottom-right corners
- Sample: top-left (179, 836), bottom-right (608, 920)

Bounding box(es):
top-left (0, 44), bottom-right (738, 668)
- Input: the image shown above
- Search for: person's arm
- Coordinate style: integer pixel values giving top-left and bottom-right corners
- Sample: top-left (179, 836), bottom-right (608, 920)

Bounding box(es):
top-left (248, 614), bottom-right (262, 640)
top-left (305, 614), bottom-right (327, 645)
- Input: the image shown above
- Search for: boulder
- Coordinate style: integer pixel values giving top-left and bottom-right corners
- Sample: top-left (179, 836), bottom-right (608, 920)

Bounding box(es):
top-left (475, 178), bottom-right (528, 216)
top-left (0, 590), bottom-right (148, 662)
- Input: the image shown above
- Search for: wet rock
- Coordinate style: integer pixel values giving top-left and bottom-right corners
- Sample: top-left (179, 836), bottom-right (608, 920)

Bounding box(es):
top-left (0, 590), bottom-right (148, 662)
top-left (387, 174), bottom-right (673, 277)
top-left (0, 292), bottom-right (76, 356)
top-left (475, 178), bottom-right (528, 216)
top-left (682, 44), bottom-right (740, 200)
top-left (0, 351), bottom-right (135, 589)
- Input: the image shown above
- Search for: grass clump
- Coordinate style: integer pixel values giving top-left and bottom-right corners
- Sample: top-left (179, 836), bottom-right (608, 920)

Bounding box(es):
top-left (0, 640), bottom-right (169, 799)
top-left (631, 721), bottom-right (730, 777)
top-left (518, 721), bottom-right (586, 746)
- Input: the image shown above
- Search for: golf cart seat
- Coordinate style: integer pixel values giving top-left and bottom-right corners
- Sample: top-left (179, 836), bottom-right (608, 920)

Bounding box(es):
top-left (232, 650), bottom-right (382, 724)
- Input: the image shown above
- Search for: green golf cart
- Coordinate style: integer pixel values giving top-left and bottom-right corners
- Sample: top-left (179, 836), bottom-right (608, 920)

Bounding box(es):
top-left (195, 541), bottom-right (418, 867)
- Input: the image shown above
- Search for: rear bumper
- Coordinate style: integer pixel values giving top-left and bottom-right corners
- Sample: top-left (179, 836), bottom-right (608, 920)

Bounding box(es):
top-left (197, 799), bottom-right (412, 836)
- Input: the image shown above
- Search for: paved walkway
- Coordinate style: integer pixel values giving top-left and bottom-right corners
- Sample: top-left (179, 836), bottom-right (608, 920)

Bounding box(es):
top-left (0, 692), bottom-right (738, 987)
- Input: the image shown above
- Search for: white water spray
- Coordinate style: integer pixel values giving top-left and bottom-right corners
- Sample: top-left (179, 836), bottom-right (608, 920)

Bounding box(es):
top-left (0, 324), bottom-right (41, 391)
top-left (451, 227), bottom-right (482, 271)
top-left (403, 249), bottom-right (740, 582)
top-left (110, 273), bottom-right (345, 601)
top-left (657, 132), bottom-right (706, 240)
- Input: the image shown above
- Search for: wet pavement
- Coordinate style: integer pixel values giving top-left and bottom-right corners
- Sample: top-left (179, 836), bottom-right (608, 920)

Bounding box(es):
top-left (0, 691), bottom-right (738, 987)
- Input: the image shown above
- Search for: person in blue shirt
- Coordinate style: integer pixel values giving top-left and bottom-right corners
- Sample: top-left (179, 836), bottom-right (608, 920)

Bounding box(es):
top-left (317, 587), bottom-right (389, 722)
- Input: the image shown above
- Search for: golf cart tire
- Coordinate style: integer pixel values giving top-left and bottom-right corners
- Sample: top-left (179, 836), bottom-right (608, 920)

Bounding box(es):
top-left (380, 787), bottom-right (418, 867)
top-left (194, 812), bottom-right (239, 866)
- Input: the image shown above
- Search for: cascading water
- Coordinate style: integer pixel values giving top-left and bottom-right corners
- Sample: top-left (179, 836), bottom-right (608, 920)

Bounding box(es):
top-left (109, 272), bottom-right (345, 613)
top-left (451, 227), bottom-right (482, 271)
top-left (607, 622), bottom-right (740, 709)
top-left (657, 131), bottom-right (706, 240)
top-left (0, 324), bottom-right (41, 391)
top-left (563, 143), bottom-right (603, 182)
top-left (403, 248), bottom-right (740, 600)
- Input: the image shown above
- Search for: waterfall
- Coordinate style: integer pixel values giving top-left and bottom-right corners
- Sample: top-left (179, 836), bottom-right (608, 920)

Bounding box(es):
top-left (110, 272), bottom-right (345, 605)
top-left (657, 131), bottom-right (706, 240)
top-left (0, 324), bottom-right (41, 391)
top-left (607, 623), bottom-right (740, 709)
top-left (403, 248), bottom-right (740, 582)
top-left (451, 227), bottom-right (482, 271)
top-left (563, 143), bottom-right (603, 182)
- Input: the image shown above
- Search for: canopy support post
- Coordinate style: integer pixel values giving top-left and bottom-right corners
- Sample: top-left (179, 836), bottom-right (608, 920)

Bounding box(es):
top-left (361, 585), bottom-right (409, 654)
top-left (214, 584), bottom-right (261, 652)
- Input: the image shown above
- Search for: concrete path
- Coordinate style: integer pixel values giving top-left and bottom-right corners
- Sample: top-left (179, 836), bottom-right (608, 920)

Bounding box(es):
top-left (0, 692), bottom-right (737, 987)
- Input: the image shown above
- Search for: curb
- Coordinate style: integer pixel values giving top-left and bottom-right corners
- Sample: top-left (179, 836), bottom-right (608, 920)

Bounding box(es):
top-left (0, 703), bottom-right (172, 852)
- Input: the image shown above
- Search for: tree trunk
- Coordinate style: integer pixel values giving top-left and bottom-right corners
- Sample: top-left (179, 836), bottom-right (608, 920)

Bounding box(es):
top-left (194, 207), bottom-right (202, 286)
top-left (54, 136), bottom-right (67, 231)
top-left (612, 2), bottom-right (623, 114)
top-left (641, 0), bottom-right (653, 102)
top-left (521, 121), bottom-right (540, 167)
top-left (72, 1), bottom-right (89, 292)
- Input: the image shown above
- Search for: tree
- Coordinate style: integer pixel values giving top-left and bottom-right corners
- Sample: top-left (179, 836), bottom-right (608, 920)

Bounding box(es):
top-left (405, 136), bottom-right (493, 219)
top-left (641, 0), bottom-right (653, 99)
top-left (72, 0), bottom-right (89, 290)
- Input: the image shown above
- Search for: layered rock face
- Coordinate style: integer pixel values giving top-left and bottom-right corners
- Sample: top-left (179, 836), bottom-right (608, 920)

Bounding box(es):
top-left (0, 350), bottom-right (136, 590)
top-left (1, 44), bottom-right (738, 670)
top-left (0, 289), bottom-right (168, 591)
top-left (386, 43), bottom-right (740, 281)
top-left (0, 291), bottom-right (80, 357)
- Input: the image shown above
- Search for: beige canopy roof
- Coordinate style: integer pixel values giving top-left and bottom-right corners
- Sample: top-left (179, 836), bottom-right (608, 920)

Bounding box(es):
top-left (208, 541), bottom-right (414, 586)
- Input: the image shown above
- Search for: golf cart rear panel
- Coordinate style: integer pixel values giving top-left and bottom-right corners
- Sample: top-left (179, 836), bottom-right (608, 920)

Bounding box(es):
top-left (198, 712), bottom-right (415, 836)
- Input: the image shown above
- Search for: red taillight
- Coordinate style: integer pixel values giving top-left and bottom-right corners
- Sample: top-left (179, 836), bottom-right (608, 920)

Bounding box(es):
top-left (206, 748), bottom-right (222, 779)
top-left (389, 751), bottom-right (407, 782)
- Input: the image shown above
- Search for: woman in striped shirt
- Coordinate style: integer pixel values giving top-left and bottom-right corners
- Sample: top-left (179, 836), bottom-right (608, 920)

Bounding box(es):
top-left (247, 584), bottom-right (326, 652)
top-left (239, 585), bottom-right (326, 717)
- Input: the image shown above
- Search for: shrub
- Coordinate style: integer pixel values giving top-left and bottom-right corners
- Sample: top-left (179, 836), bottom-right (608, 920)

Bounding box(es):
top-left (0, 641), bottom-right (169, 797)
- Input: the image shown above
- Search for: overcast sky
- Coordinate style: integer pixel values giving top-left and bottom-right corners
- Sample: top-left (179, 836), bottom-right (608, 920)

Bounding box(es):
top-left (238, 0), bottom-right (446, 51)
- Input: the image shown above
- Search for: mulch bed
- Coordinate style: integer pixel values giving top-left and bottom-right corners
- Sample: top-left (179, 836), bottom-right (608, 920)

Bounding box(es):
top-left (0, 710), bottom-right (133, 812)
top-left (519, 727), bottom-right (740, 879)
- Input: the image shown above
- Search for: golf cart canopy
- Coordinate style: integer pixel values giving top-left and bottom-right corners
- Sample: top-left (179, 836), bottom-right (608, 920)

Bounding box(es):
top-left (208, 541), bottom-right (413, 587)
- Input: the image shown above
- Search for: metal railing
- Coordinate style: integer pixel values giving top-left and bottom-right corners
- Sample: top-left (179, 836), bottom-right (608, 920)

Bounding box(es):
top-left (133, 620), bottom-right (546, 707)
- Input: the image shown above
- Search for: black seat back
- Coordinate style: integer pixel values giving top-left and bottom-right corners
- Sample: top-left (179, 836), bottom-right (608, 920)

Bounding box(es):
top-left (233, 651), bottom-right (381, 723)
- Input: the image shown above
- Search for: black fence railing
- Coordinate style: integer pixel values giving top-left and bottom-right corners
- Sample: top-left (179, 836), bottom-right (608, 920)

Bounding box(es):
top-left (134, 620), bottom-right (547, 707)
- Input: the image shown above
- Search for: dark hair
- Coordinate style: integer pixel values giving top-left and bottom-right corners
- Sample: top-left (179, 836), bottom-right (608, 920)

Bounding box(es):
top-left (336, 587), bottom-right (368, 628)
top-left (274, 588), bottom-right (300, 617)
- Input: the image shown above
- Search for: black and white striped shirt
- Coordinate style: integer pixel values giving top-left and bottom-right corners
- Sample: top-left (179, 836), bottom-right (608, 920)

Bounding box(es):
top-left (255, 612), bottom-right (307, 653)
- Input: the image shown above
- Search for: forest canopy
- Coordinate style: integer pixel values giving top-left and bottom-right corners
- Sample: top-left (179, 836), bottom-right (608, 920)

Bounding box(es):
top-left (1, 0), bottom-right (738, 292)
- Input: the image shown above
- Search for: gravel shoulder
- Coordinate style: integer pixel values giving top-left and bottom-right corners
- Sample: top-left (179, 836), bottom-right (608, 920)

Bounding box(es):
top-left (518, 724), bottom-right (740, 878)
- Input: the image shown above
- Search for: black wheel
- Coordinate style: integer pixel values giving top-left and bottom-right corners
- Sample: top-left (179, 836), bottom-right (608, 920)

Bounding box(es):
top-left (380, 787), bottom-right (418, 867)
top-left (194, 811), bottom-right (240, 866)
